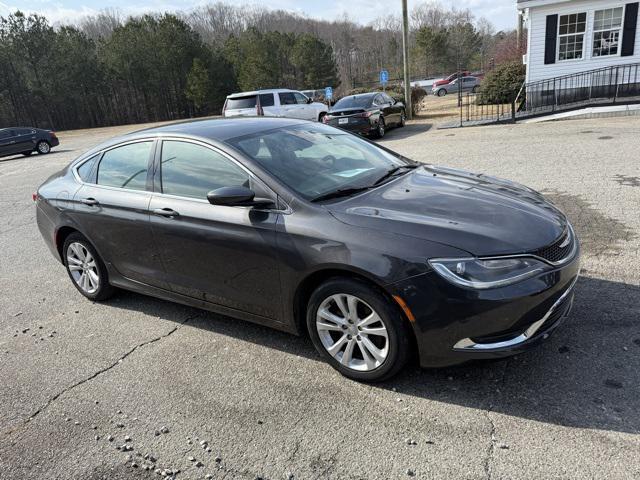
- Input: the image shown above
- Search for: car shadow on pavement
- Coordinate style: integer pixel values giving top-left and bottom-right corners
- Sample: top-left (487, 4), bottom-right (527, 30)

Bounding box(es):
top-left (0, 150), bottom-right (73, 162)
top-left (110, 275), bottom-right (639, 435)
top-left (379, 123), bottom-right (432, 141)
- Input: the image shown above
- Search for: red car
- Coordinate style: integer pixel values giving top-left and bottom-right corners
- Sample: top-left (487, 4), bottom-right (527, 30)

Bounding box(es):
top-left (432, 71), bottom-right (471, 88)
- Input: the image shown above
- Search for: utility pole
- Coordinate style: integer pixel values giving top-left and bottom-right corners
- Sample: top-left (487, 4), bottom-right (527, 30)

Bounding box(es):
top-left (401, 0), bottom-right (412, 120)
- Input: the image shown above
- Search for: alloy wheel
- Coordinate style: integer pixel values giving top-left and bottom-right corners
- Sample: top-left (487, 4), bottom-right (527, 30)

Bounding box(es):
top-left (66, 242), bottom-right (100, 294)
top-left (315, 293), bottom-right (389, 371)
top-left (37, 141), bottom-right (50, 154)
top-left (377, 120), bottom-right (385, 138)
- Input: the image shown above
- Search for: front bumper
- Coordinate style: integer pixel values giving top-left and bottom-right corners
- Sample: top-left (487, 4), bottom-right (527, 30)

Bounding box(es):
top-left (389, 250), bottom-right (581, 367)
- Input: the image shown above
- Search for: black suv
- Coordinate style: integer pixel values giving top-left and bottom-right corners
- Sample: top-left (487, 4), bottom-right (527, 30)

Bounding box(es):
top-left (0, 127), bottom-right (59, 158)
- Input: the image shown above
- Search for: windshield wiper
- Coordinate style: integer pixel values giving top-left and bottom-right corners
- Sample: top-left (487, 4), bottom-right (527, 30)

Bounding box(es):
top-left (371, 164), bottom-right (418, 186)
top-left (310, 186), bottom-right (372, 202)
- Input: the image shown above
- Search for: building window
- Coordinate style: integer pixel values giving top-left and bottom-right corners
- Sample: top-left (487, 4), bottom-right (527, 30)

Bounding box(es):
top-left (558, 12), bottom-right (587, 61)
top-left (593, 7), bottom-right (624, 57)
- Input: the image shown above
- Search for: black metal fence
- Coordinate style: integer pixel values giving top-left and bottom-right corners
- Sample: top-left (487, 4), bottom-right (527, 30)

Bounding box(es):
top-left (519, 62), bottom-right (640, 115)
top-left (457, 62), bottom-right (640, 126)
top-left (460, 93), bottom-right (516, 124)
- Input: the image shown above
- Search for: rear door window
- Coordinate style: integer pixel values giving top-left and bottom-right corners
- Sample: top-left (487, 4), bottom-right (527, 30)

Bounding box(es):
top-left (96, 141), bottom-right (152, 191)
top-left (0, 130), bottom-right (12, 139)
top-left (259, 93), bottom-right (275, 107)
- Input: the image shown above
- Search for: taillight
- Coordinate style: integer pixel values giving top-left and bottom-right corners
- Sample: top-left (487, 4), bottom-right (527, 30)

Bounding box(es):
top-left (32, 192), bottom-right (37, 202)
top-left (322, 115), bottom-right (330, 124)
top-left (355, 111), bottom-right (373, 118)
top-left (50, 131), bottom-right (57, 139)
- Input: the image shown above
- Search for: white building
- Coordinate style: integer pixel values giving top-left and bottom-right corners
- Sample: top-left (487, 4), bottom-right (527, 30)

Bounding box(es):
top-left (518, 0), bottom-right (639, 83)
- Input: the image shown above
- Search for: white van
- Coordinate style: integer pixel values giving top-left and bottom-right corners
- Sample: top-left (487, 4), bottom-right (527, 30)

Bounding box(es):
top-left (223, 89), bottom-right (328, 122)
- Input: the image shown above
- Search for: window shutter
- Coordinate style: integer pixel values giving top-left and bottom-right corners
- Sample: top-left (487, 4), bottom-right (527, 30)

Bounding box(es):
top-left (621, 2), bottom-right (639, 56)
top-left (544, 14), bottom-right (558, 64)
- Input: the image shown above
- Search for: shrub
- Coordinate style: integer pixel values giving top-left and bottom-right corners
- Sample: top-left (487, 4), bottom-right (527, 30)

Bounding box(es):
top-left (479, 61), bottom-right (525, 104)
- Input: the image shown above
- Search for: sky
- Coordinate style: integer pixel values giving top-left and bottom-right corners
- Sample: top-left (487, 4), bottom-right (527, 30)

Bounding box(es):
top-left (0, 0), bottom-right (517, 31)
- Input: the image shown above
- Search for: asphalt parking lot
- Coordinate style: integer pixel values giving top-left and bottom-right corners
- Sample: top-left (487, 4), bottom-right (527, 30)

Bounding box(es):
top-left (1, 117), bottom-right (639, 480)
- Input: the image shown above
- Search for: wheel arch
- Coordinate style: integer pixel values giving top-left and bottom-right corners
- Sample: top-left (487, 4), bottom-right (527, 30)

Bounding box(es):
top-left (292, 267), bottom-right (417, 347)
top-left (55, 225), bottom-right (80, 263)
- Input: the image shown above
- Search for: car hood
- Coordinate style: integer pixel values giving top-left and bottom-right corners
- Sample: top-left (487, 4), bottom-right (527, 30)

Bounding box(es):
top-left (433, 79), bottom-right (450, 87)
top-left (327, 166), bottom-right (567, 256)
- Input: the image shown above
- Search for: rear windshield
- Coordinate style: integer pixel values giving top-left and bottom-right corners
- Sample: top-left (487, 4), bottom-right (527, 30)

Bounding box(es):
top-left (333, 95), bottom-right (374, 109)
top-left (226, 94), bottom-right (274, 109)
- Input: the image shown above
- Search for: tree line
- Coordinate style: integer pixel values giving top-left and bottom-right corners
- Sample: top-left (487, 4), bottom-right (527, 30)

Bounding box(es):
top-left (0, 2), bottom-right (520, 130)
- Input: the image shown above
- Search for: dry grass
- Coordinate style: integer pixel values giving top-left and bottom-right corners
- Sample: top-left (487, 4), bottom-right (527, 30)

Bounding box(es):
top-left (413, 94), bottom-right (461, 125)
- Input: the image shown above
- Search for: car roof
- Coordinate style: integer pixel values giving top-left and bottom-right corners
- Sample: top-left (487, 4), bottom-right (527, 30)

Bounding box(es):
top-left (337, 92), bottom-right (378, 100)
top-left (135, 117), bottom-right (309, 142)
top-left (227, 89), bottom-right (295, 98)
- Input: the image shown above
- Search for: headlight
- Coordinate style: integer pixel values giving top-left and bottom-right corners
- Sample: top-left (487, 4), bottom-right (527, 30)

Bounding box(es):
top-left (428, 257), bottom-right (549, 289)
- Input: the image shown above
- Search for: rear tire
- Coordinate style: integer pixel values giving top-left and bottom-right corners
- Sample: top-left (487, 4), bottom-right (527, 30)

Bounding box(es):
top-left (63, 232), bottom-right (116, 301)
top-left (398, 110), bottom-right (406, 127)
top-left (375, 117), bottom-right (386, 138)
top-left (306, 278), bottom-right (411, 382)
top-left (36, 141), bottom-right (50, 154)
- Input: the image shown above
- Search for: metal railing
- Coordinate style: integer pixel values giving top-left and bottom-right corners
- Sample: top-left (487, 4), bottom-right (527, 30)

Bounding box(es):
top-left (460, 92), bottom-right (517, 125)
top-left (521, 62), bottom-right (640, 115)
top-left (457, 63), bottom-right (640, 126)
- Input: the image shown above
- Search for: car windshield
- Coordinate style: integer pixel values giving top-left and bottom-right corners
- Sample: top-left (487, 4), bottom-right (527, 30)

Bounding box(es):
top-left (227, 123), bottom-right (409, 201)
top-left (332, 95), bottom-right (374, 109)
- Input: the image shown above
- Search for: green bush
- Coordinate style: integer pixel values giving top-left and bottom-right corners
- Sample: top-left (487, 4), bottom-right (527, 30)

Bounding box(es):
top-left (479, 61), bottom-right (525, 104)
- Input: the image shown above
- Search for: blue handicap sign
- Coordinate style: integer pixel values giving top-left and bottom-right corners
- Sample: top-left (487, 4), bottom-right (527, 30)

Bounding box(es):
top-left (324, 86), bottom-right (333, 100)
top-left (380, 70), bottom-right (389, 85)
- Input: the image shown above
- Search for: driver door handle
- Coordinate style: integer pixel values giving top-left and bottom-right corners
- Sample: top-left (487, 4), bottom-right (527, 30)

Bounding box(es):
top-left (81, 197), bottom-right (98, 206)
top-left (153, 208), bottom-right (179, 218)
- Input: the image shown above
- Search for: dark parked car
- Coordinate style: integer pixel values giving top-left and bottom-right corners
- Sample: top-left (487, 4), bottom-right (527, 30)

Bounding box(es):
top-left (0, 127), bottom-right (59, 158)
top-left (35, 118), bottom-right (580, 382)
top-left (323, 92), bottom-right (405, 138)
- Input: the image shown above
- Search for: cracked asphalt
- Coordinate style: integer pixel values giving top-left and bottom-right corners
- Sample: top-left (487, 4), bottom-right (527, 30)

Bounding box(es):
top-left (1, 117), bottom-right (639, 479)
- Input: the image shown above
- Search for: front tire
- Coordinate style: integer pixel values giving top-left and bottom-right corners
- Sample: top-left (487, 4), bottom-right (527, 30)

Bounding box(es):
top-left (437, 89), bottom-right (446, 97)
top-left (36, 141), bottom-right (51, 154)
top-left (306, 278), bottom-right (411, 382)
top-left (63, 233), bottom-right (116, 301)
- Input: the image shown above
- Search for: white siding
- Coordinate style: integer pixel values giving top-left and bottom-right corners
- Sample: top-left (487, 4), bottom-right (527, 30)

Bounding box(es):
top-left (525, 0), bottom-right (640, 83)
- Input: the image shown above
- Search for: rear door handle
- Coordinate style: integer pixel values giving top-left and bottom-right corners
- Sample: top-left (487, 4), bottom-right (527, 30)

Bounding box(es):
top-left (81, 197), bottom-right (98, 206)
top-left (153, 208), bottom-right (179, 218)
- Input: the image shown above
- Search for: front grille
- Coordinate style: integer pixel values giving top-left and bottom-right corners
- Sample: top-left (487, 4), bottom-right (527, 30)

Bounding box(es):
top-left (532, 227), bottom-right (574, 263)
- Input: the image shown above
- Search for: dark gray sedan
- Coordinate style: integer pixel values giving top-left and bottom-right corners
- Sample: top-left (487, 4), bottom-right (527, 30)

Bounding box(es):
top-left (35, 118), bottom-right (579, 382)
top-left (432, 76), bottom-right (481, 96)
top-left (0, 127), bottom-right (59, 158)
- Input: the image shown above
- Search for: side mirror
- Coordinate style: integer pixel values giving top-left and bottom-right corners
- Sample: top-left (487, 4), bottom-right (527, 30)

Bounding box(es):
top-left (307, 97), bottom-right (313, 104)
top-left (207, 186), bottom-right (274, 208)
